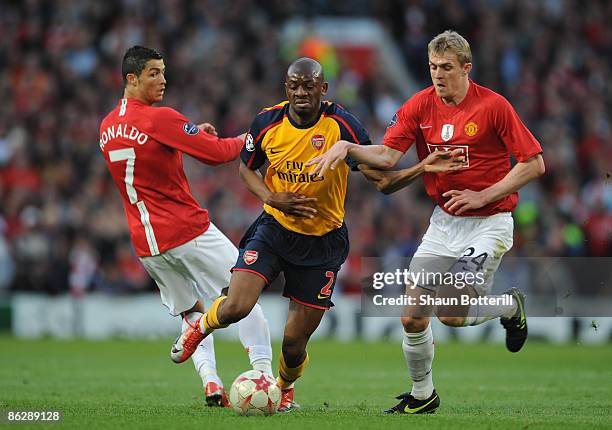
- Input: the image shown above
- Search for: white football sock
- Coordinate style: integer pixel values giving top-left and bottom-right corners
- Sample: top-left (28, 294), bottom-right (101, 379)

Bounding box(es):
top-left (237, 303), bottom-right (273, 375)
top-left (183, 313), bottom-right (222, 387)
top-left (462, 294), bottom-right (517, 326)
top-left (403, 324), bottom-right (435, 400)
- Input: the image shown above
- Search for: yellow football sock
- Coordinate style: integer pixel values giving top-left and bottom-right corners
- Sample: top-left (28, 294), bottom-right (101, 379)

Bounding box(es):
top-left (277, 352), bottom-right (309, 389)
top-left (201, 296), bottom-right (229, 332)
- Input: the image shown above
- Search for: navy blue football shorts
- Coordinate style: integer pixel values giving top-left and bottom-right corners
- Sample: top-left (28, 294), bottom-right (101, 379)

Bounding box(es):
top-left (232, 212), bottom-right (349, 310)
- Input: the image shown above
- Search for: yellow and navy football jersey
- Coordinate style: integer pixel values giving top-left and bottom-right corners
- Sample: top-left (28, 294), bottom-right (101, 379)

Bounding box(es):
top-left (241, 101), bottom-right (370, 236)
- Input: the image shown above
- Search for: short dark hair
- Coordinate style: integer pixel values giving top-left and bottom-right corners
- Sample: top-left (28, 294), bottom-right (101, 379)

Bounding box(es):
top-left (122, 46), bottom-right (163, 86)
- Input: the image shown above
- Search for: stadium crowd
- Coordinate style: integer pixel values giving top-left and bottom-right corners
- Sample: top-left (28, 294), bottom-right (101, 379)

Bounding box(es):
top-left (0, 0), bottom-right (610, 296)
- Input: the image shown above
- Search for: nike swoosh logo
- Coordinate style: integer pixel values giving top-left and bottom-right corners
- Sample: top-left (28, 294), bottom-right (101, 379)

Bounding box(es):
top-left (419, 124), bottom-right (432, 129)
top-left (270, 149), bottom-right (283, 154)
top-left (317, 294), bottom-right (330, 300)
top-left (404, 394), bottom-right (438, 413)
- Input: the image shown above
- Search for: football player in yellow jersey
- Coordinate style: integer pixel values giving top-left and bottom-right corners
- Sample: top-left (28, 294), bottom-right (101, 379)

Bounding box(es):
top-left (181, 57), bottom-right (461, 413)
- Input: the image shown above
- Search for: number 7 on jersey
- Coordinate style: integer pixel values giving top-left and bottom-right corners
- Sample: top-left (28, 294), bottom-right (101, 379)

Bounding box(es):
top-left (109, 148), bottom-right (138, 204)
top-left (109, 148), bottom-right (159, 255)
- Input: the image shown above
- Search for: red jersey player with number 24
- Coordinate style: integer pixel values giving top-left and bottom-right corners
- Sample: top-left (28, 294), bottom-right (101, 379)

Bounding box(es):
top-left (308, 30), bottom-right (545, 415)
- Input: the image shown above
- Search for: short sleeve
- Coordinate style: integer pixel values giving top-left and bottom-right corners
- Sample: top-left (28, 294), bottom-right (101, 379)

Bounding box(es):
top-left (241, 114), bottom-right (271, 170)
top-left (382, 97), bottom-right (420, 153)
top-left (493, 97), bottom-right (543, 162)
top-left (240, 105), bottom-right (286, 170)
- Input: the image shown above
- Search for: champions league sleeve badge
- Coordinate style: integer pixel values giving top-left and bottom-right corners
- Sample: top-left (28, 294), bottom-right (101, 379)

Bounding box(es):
top-left (183, 122), bottom-right (200, 135)
top-left (245, 134), bottom-right (255, 151)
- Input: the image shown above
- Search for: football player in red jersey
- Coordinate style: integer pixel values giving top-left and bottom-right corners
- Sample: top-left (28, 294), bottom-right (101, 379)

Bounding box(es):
top-left (308, 31), bottom-right (545, 414)
top-left (99, 46), bottom-right (273, 406)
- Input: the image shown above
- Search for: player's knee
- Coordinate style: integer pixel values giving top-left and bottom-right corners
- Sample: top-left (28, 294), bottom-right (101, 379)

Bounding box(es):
top-left (438, 316), bottom-right (465, 327)
top-left (401, 316), bottom-right (429, 333)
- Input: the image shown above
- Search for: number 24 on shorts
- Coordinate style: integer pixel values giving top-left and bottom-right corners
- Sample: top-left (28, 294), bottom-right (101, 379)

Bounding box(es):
top-left (458, 247), bottom-right (488, 272)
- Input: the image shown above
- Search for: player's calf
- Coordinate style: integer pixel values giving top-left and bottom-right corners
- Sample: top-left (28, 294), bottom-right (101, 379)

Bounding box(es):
top-left (216, 297), bottom-right (253, 325)
top-left (214, 270), bottom-right (267, 326)
top-left (400, 315), bottom-right (431, 333)
top-left (437, 315), bottom-right (465, 327)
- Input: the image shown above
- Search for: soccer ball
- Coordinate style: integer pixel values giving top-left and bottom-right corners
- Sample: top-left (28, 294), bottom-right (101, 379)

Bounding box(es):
top-left (229, 370), bottom-right (281, 416)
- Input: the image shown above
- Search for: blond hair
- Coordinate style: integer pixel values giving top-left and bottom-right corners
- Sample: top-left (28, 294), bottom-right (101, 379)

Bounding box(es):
top-left (428, 30), bottom-right (472, 65)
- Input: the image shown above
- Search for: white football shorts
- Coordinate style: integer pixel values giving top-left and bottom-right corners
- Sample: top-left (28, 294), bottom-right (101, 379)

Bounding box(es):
top-left (139, 222), bottom-right (238, 316)
top-left (409, 206), bottom-right (514, 296)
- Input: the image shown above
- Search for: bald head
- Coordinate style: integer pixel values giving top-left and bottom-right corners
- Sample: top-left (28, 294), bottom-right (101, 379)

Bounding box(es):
top-left (285, 57), bottom-right (328, 123)
top-left (287, 57), bottom-right (324, 81)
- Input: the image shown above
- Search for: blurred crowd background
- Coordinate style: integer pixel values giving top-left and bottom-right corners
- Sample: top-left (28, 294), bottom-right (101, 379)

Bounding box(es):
top-left (0, 0), bottom-right (610, 297)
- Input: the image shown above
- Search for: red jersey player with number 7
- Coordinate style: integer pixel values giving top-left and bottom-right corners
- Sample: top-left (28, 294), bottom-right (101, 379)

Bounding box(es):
top-left (99, 46), bottom-right (273, 407)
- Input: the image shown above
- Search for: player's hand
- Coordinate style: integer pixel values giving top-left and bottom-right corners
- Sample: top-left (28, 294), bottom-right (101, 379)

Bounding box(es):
top-left (358, 164), bottom-right (396, 192)
top-left (442, 188), bottom-right (490, 215)
top-left (265, 192), bottom-right (318, 218)
top-left (422, 149), bottom-right (466, 173)
top-left (306, 141), bottom-right (350, 178)
top-left (237, 133), bottom-right (247, 142)
top-left (198, 122), bottom-right (218, 136)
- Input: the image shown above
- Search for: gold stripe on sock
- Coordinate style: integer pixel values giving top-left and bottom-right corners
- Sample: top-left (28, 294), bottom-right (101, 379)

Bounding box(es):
top-left (202, 296), bottom-right (229, 331)
top-left (278, 352), bottom-right (309, 389)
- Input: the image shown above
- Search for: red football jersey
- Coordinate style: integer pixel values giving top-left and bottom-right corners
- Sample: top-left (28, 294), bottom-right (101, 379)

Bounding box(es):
top-left (99, 98), bottom-right (243, 256)
top-left (383, 81), bottom-right (542, 216)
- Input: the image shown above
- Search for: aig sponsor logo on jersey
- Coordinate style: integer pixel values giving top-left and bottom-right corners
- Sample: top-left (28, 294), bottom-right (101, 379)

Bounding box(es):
top-left (427, 143), bottom-right (470, 168)
top-left (182, 122), bottom-right (200, 135)
top-left (245, 134), bottom-right (255, 152)
top-left (441, 124), bottom-right (454, 142)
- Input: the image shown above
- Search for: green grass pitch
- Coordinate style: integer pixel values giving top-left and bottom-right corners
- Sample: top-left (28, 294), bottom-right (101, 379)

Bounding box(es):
top-left (1, 336), bottom-right (611, 429)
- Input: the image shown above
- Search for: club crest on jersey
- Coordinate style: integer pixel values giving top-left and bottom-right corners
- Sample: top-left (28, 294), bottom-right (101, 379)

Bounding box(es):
top-left (183, 122), bottom-right (199, 135)
top-left (243, 250), bottom-right (258, 265)
top-left (464, 121), bottom-right (478, 137)
top-left (387, 113), bottom-right (398, 128)
top-left (311, 135), bottom-right (325, 150)
top-left (441, 124), bottom-right (454, 142)
top-left (245, 134), bottom-right (255, 152)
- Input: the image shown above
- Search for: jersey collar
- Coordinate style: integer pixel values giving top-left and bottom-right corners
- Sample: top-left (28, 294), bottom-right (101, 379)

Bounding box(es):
top-left (286, 103), bottom-right (324, 129)
top-left (434, 79), bottom-right (475, 113)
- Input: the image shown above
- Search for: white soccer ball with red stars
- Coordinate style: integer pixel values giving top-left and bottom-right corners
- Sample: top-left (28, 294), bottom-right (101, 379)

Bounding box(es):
top-left (229, 370), bottom-right (281, 416)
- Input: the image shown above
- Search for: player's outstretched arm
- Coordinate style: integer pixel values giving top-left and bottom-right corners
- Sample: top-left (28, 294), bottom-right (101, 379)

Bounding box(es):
top-left (152, 108), bottom-right (245, 165)
top-left (307, 140), bottom-right (403, 178)
top-left (443, 154), bottom-right (545, 215)
top-left (238, 162), bottom-right (318, 218)
top-left (360, 149), bottom-right (466, 194)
